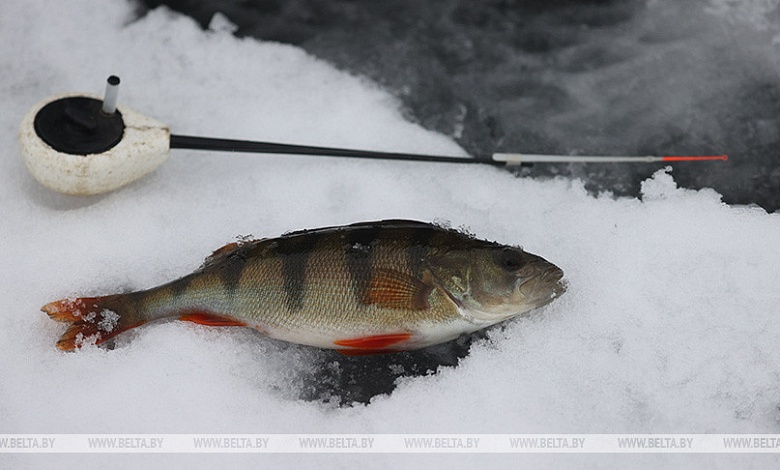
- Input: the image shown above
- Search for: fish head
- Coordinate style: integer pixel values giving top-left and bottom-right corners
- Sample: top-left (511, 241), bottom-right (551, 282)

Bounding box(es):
top-left (428, 245), bottom-right (566, 322)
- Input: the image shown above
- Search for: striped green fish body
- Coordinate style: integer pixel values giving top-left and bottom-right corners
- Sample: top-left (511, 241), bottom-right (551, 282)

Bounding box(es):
top-left (42, 220), bottom-right (566, 354)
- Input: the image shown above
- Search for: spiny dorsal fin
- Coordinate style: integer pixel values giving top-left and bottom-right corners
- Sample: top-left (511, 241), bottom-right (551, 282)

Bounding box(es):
top-left (362, 269), bottom-right (433, 310)
top-left (281, 220), bottom-right (438, 239)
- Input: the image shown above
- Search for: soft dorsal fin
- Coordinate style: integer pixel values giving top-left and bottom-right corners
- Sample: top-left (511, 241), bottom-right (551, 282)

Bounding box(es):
top-left (199, 238), bottom-right (266, 271)
top-left (203, 242), bottom-right (240, 266)
top-left (362, 269), bottom-right (433, 310)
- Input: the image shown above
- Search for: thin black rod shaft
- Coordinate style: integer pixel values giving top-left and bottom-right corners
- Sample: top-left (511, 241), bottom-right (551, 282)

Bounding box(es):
top-left (169, 134), bottom-right (500, 166)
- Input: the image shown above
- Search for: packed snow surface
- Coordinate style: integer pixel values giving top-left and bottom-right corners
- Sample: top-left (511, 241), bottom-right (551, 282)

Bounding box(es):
top-left (1, 1), bottom-right (779, 468)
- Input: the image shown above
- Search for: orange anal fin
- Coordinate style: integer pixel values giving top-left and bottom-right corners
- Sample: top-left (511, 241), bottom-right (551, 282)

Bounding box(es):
top-left (334, 333), bottom-right (412, 350)
top-left (179, 311), bottom-right (247, 327)
top-left (363, 269), bottom-right (432, 310)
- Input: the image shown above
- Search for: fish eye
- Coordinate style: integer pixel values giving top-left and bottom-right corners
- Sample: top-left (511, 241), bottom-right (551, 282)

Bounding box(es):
top-left (497, 248), bottom-right (524, 272)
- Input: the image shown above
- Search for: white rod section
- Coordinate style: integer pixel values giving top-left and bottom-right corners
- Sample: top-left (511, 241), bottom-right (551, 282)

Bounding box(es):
top-left (493, 153), bottom-right (663, 165)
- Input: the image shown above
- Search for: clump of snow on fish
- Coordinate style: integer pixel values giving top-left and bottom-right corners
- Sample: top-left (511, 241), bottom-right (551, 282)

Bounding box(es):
top-left (1, 0), bottom-right (780, 469)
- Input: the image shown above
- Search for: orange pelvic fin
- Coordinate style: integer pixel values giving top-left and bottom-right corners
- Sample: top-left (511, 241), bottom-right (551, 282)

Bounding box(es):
top-left (363, 269), bottom-right (432, 310)
top-left (337, 348), bottom-right (403, 356)
top-left (179, 311), bottom-right (247, 327)
top-left (41, 295), bottom-right (142, 351)
top-left (334, 333), bottom-right (412, 354)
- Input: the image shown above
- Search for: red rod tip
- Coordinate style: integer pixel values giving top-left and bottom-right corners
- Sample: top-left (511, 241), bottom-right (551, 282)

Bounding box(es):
top-left (662, 155), bottom-right (728, 162)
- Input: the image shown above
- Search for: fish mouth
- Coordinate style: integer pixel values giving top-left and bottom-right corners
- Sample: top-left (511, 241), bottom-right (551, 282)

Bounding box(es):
top-left (519, 266), bottom-right (566, 304)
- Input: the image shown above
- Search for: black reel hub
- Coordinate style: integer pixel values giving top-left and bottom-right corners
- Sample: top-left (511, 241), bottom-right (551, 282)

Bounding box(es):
top-left (33, 96), bottom-right (124, 156)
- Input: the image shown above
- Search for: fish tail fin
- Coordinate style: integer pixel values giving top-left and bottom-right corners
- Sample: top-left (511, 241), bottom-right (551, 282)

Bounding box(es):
top-left (41, 295), bottom-right (143, 351)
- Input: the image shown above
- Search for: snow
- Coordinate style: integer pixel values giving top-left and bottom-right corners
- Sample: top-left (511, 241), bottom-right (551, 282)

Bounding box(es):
top-left (2, 0), bottom-right (780, 468)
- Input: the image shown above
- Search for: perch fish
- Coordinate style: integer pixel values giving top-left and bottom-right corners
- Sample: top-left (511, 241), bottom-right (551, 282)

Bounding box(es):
top-left (42, 220), bottom-right (566, 355)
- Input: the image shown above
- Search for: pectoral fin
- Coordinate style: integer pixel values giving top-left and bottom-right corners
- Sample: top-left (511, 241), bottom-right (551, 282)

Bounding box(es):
top-left (362, 269), bottom-right (432, 310)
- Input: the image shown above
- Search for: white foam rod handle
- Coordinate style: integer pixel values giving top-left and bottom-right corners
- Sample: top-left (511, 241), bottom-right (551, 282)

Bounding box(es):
top-left (19, 76), bottom-right (170, 196)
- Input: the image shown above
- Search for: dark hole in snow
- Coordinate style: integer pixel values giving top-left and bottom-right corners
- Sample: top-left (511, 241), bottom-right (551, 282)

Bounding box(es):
top-left (293, 330), bottom-right (487, 406)
top-left (136, 0), bottom-right (780, 213)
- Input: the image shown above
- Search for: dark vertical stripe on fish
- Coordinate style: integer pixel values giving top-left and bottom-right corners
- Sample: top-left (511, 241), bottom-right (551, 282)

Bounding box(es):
top-left (345, 225), bottom-right (381, 304)
top-left (195, 242), bottom-right (253, 295)
top-left (406, 227), bottom-right (435, 276)
top-left (275, 233), bottom-right (320, 311)
top-left (217, 256), bottom-right (246, 294)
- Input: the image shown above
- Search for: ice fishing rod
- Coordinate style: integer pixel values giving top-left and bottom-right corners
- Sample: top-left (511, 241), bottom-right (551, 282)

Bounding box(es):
top-left (19, 76), bottom-right (728, 195)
